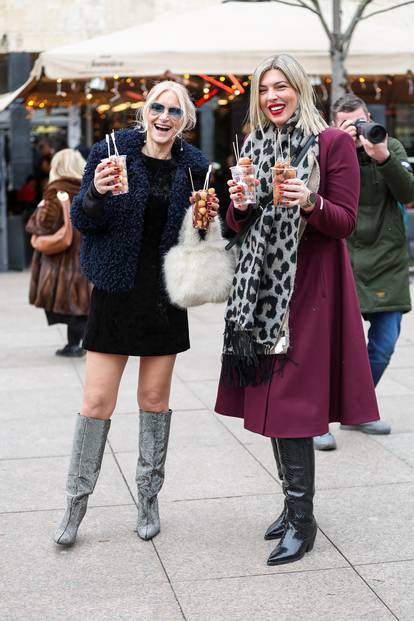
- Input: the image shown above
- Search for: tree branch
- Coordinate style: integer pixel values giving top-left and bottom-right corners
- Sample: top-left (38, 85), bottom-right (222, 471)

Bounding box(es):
top-left (270, 1), bottom-right (319, 16)
top-left (360, 1), bottom-right (414, 20)
top-left (271, 0), bottom-right (333, 43)
top-left (342, 0), bottom-right (374, 56)
top-left (309, 0), bottom-right (333, 42)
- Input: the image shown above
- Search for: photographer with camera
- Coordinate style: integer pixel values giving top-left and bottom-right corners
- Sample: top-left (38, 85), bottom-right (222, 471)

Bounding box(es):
top-left (314, 93), bottom-right (413, 451)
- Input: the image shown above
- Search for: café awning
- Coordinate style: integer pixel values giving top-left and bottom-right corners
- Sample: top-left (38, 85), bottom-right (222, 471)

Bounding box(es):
top-left (1, 1), bottom-right (413, 110)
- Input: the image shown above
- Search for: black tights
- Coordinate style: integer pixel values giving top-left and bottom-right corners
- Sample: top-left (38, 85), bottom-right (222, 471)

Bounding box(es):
top-left (67, 317), bottom-right (87, 347)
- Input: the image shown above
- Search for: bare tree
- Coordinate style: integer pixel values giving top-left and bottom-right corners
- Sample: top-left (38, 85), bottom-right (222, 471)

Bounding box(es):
top-left (266, 0), bottom-right (414, 111)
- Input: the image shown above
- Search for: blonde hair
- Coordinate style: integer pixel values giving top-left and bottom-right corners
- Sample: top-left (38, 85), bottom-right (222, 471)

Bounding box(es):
top-left (49, 148), bottom-right (86, 182)
top-left (137, 80), bottom-right (196, 135)
top-left (249, 54), bottom-right (327, 135)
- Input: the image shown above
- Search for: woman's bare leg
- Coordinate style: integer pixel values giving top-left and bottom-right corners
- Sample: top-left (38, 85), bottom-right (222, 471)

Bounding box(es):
top-left (81, 351), bottom-right (128, 420)
top-left (137, 354), bottom-right (176, 412)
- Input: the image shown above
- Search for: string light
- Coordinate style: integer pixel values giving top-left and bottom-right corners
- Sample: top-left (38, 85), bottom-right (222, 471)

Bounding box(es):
top-left (56, 79), bottom-right (67, 97)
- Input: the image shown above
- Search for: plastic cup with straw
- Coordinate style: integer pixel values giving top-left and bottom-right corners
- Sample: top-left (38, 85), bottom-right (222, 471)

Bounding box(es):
top-left (100, 131), bottom-right (129, 195)
top-left (190, 165), bottom-right (216, 230)
top-left (229, 134), bottom-right (257, 205)
top-left (271, 131), bottom-right (296, 206)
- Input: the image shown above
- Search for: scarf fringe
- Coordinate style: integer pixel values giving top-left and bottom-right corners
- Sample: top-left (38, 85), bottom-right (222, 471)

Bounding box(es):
top-left (222, 321), bottom-right (288, 387)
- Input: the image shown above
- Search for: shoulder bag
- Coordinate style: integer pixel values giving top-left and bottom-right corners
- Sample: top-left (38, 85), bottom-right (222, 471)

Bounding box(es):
top-left (30, 191), bottom-right (73, 255)
top-left (163, 208), bottom-right (235, 309)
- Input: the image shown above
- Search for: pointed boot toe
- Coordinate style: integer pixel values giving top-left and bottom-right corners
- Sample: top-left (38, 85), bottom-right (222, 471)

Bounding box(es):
top-left (136, 495), bottom-right (160, 541)
top-left (264, 508), bottom-right (287, 540)
top-left (54, 497), bottom-right (88, 546)
top-left (267, 519), bottom-right (317, 566)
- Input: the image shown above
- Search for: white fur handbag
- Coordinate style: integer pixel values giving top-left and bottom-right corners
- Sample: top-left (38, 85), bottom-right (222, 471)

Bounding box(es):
top-left (163, 208), bottom-right (235, 308)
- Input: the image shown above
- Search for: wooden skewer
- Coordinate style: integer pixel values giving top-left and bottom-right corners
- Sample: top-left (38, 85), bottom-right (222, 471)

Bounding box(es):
top-left (188, 167), bottom-right (195, 192)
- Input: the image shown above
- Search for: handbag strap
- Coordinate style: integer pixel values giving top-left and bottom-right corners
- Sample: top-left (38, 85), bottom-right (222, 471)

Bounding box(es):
top-left (56, 190), bottom-right (71, 227)
top-left (225, 134), bottom-right (317, 251)
top-left (290, 134), bottom-right (317, 167)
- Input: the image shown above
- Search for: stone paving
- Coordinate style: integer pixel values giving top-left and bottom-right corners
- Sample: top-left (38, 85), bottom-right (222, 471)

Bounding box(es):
top-left (1, 270), bottom-right (413, 621)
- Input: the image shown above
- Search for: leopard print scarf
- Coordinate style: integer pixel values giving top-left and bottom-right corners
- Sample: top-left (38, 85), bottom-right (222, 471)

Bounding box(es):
top-left (222, 111), bottom-right (320, 387)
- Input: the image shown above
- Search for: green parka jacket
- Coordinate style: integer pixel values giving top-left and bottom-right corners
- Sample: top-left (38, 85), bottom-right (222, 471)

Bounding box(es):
top-left (347, 137), bottom-right (413, 314)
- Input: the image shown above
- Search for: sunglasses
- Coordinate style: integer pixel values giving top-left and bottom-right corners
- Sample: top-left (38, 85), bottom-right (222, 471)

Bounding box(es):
top-left (149, 102), bottom-right (183, 118)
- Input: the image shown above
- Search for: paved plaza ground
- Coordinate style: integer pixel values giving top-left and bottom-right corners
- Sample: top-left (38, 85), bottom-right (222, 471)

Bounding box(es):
top-left (1, 270), bottom-right (414, 621)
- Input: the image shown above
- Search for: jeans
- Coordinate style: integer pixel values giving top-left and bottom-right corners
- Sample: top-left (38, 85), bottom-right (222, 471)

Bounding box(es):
top-left (364, 311), bottom-right (402, 386)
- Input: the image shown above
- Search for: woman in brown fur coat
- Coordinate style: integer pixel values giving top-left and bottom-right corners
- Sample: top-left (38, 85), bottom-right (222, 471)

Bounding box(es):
top-left (26, 149), bottom-right (91, 357)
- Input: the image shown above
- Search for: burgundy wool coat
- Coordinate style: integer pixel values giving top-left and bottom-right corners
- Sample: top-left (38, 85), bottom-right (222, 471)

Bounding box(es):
top-left (215, 127), bottom-right (380, 438)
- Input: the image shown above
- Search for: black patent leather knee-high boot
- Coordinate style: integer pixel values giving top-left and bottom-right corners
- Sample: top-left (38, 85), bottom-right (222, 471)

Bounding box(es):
top-left (267, 438), bottom-right (317, 565)
top-left (264, 438), bottom-right (287, 540)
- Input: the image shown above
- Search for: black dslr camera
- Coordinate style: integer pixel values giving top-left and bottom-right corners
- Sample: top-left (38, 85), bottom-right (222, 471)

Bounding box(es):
top-left (354, 119), bottom-right (387, 144)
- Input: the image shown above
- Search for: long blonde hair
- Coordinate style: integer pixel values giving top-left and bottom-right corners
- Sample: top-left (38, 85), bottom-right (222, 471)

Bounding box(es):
top-left (49, 148), bottom-right (86, 182)
top-left (249, 54), bottom-right (327, 135)
top-left (137, 80), bottom-right (196, 135)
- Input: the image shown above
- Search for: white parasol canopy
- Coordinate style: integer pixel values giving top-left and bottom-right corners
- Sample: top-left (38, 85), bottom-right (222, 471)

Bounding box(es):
top-left (1, 1), bottom-right (413, 110)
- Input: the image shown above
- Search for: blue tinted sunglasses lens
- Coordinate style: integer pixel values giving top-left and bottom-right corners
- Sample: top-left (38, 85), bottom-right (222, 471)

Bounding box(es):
top-left (149, 102), bottom-right (183, 118)
top-left (169, 107), bottom-right (183, 118)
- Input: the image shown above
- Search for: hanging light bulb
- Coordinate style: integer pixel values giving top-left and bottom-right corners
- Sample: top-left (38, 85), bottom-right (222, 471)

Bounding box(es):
top-left (56, 78), bottom-right (67, 97)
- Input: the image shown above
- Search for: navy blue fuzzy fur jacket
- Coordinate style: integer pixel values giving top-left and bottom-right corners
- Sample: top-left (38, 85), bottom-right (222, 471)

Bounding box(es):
top-left (71, 128), bottom-right (208, 292)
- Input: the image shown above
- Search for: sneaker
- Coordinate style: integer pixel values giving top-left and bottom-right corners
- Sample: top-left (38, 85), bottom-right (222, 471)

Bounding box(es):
top-left (313, 432), bottom-right (337, 451)
top-left (340, 420), bottom-right (391, 435)
top-left (55, 345), bottom-right (86, 358)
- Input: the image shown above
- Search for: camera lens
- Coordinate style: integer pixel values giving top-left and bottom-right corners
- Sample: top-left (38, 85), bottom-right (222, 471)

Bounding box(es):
top-left (366, 124), bottom-right (387, 144)
top-left (355, 119), bottom-right (387, 144)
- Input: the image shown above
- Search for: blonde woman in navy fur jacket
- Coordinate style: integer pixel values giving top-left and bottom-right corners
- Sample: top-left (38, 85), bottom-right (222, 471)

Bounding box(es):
top-left (54, 81), bottom-right (218, 546)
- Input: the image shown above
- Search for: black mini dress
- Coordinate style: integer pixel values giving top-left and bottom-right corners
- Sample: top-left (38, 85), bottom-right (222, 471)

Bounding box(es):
top-left (83, 154), bottom-right (190, 357)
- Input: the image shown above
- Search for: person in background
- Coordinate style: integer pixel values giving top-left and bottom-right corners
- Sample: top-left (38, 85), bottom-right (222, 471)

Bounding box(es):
top-left (314, 94), bottom-right (413, 451)
top-left (17, 175), bottom-right (37, 214)
top-left (25, 149), bottom-right (91, 357)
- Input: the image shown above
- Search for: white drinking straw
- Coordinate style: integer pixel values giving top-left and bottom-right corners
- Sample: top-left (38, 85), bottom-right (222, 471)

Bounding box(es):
top-left (204, 164), bottom-right (212, 191)
top-left (105, 134), bottom-right (111, 158)
top-left (111, 130), bottom-right (120, 156)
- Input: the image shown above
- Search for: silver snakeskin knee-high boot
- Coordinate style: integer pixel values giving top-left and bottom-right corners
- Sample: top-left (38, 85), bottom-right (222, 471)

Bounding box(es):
top-left (136, 409), bottom-right (172, 540)
top-left (54, 414), bottom-right (111, 546)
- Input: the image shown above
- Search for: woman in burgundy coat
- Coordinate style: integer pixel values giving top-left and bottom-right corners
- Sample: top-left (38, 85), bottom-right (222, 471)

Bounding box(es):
top-left (215, 54), bottom-right (379, 566)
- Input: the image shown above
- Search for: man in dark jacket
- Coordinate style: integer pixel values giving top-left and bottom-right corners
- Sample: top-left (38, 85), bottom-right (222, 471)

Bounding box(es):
top-left (315, 94), bottom-right (413, 450)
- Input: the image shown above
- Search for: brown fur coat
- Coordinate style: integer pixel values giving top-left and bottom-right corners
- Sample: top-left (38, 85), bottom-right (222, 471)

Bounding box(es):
top-left (26, 177), bottom-right (91, 316)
